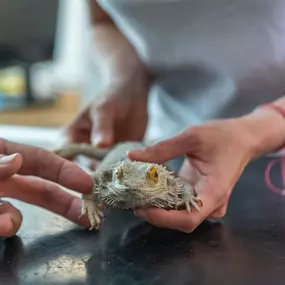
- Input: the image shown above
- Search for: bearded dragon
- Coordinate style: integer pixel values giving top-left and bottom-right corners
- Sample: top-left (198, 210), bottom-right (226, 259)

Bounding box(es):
top-left (53, 141), bottom-right (202, 230)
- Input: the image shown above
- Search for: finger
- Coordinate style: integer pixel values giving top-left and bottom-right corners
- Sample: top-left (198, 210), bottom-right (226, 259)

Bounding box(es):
top-left (134, 177), bottom-right (218, 232)
top-left (90, 104), bottom-right (115, 147)
top-left (0, 200), bottom-right (22, 237)
top-left (65, 108), bottom-right (92, 143)
top-left (134, 206), bottom-right (211, 233)
top-left (208, 203), bottom-right (228, 219)
top-left (0, 153), bottom-right (23, 180)
top-left (0, 139), bottom-right (93, 194)
top-left (134, 207), bottom-right (203, 233)
top-left (128, 128), bottom-right (199, 163)
top-left (0, 175), bottom-right (91, 228)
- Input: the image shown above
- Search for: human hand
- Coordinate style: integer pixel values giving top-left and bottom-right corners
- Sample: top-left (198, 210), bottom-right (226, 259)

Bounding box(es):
top-left (0, 139), bottom-right (94, 237)
top-left (128, 118), bottom-right (256, 233)
top-left (65, 79), bottom-right (149, 148)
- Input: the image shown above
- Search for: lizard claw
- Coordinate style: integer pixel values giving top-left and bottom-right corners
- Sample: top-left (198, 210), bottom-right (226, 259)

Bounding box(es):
top-left (181, 184), bottom-right (203, 214)
top-left (185, 196), bottom-right (202, 214)
top-left (80, 196), bottom-right (104, 230)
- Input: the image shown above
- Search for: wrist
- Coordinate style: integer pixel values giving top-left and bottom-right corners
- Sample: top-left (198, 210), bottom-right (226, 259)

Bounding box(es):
top-left (238, 106), bottom-right (285, 160)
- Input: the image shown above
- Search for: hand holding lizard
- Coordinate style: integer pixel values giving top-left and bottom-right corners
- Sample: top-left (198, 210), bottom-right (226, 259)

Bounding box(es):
top-left (128, 118), bottom-right (255, 233)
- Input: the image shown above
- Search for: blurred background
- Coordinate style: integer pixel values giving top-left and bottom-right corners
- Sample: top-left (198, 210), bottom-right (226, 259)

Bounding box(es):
top-left (0, 0), bottom-right (101, 149)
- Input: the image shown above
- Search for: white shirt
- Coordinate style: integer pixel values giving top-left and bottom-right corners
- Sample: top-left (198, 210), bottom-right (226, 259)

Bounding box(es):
top-left (97, 0), bottom-right (285, 142)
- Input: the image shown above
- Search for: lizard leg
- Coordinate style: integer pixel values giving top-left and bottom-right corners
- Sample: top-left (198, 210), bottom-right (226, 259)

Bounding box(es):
top-left (53, 143), bottom-right (109, 161)
top-left (80, 170), bottom-right (112, 230)
top-left (80, 193), bottom-right (104, 230)
top-left (180, 183), bottom-right (202, 214)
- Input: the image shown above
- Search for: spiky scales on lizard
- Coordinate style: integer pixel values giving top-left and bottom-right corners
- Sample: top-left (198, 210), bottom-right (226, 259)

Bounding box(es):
top-left (53, 141), bottom-right (203, 230)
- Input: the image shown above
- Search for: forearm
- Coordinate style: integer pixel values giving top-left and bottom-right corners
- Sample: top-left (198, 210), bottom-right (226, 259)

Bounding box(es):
top-left (239, 96), bottom-right (285, 160)
top-left (89, 2), bottom-right (149, 88)
top-left (92, 24), bottom-right (148, 85)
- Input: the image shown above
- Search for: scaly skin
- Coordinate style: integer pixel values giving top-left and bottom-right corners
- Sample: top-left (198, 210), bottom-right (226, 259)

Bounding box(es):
top-left (53, 141), bottom-right (202, 230)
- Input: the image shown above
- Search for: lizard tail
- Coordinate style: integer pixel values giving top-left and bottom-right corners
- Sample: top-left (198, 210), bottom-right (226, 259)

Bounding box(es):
top-left (52, 143), bottom-right (110, 161)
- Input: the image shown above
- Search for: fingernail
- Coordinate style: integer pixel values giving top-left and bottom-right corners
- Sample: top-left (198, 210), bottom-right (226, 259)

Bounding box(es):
top-left (92, 134), bottom-right (112, 147)
top-left (0, 154), bottom-right (18, 165)
top-left (127, 148), bottom-right (144, 157)
top-left (134, 209), bottom-right (146, 218)
top-left (92, 134), bottom-right (102, 146)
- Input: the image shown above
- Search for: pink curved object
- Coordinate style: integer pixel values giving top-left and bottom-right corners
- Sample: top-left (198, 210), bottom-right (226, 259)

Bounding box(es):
top-left (265, 154), bottom-right (285, 195)
top-left (258, 103), bottom-right (285, 195)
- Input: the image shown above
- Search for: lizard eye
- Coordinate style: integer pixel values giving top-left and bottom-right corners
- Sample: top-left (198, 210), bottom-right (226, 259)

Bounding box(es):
top-left (147, 166), bottom-right (159, 183)
top-left (115, 167), bottom-right (123, 180)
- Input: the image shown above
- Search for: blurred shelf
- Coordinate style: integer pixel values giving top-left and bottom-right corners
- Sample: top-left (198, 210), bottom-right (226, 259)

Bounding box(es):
top-left (0, 124), bottom-right (61, 148)
top-left (0, 91), bottom-right (81, 127)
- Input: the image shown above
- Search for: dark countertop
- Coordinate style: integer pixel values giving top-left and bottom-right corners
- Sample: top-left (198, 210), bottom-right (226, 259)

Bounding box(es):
top-left (1, 155), bottom-right (285, 285)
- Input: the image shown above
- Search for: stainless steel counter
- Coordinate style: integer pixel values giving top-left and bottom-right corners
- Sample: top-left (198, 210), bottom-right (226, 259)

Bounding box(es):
top-left (0, 148), bottom-right (285, 284)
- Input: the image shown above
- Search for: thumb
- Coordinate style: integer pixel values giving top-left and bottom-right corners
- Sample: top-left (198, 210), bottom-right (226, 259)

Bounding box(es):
top-left (0, 153), bottom-right (23, 180)
top-left (128, 128), bottom-right (197, 163)
top-left (90, 107), bottom-right (115, 147)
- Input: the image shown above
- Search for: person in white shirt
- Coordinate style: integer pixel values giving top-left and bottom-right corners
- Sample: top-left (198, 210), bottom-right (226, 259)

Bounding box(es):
top-left (65, 0), bottom-right (285, 233)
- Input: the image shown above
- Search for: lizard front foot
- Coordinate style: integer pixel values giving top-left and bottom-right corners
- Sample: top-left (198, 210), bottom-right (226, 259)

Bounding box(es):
top-left (80, 194), bottom-right (104, 230)
top-left (180, 184), bottom-right (203, 214)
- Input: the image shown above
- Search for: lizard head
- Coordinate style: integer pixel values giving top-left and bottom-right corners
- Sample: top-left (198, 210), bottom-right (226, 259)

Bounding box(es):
top-left (100, 159), bottom-right (179, 209)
